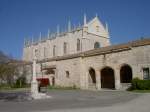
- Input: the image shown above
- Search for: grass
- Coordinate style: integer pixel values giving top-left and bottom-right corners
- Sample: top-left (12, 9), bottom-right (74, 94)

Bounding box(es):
top-left (0, 84), bottom-right (79, 91)
top-left (0, 84), bottom-right (30, 91)
top-left (47, 85), bottom-right (79, 90)
top-left (0, 85), bottom-right (12, 90)
top-left (131, 90), bottom-right (150, 93)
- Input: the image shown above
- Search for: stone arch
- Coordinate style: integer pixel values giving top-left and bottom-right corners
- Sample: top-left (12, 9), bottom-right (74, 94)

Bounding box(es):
top-left (120, 64), bottom-right (132, 83)
top-left (100, 66), bottom-right (115, 89)
top-left (88, 67), bottom-right (96, 84)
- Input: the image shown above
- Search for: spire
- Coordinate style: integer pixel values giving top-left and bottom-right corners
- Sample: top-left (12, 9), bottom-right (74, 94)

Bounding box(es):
top-left (48, 29), bottom-right (50, 38)
top-left (26, 38), bottom-right (29, 45)
top-left (73, 24), bottom-right (76, 30)
top-left (24, 38), bottom-right (26, 47)
top-left (39, 32), bottom-right (42, 42)
top-left (40, 32), bottom-right (42, 38)
top-left (105, 22), bottom-right (110, 38)
top-left (32, 36), bottom-right (34, 44)
top-left (78, 22), bottom-right (81, 28)
top-left (68, 20), bottom-right (71, 32)
top-left (57, 25), bottom-right (60, 35)
top-left (95, 13), bottom-right (98, 18)
top-left (105, 22), bottom-right (109, 33)
top-left (84, 13), bottom-right (87, 26)
top-left (29, 38), bottom-right (31, 45)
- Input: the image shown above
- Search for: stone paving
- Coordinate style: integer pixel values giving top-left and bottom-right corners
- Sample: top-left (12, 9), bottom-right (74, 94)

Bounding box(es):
top-left (0, 90), bottom-right (150, 112)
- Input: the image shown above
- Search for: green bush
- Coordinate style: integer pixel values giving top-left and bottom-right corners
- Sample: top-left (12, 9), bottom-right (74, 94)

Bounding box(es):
top-left (131, 78), bottom-right (150, 90)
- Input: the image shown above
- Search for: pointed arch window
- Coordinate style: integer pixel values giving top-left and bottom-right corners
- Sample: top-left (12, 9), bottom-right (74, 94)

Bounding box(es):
top-left (53, 45), bottom-right (56, 57)
top-left (64, 42), bottom-right (67, 54)
top-left (94, 42), bottom-right (100, 49)
top-left (96, 26), bottom-right (99, 32)
top-left (77, 39), bottom-right (80, 51)
top-left (44, 47), bottom-right (46, 58)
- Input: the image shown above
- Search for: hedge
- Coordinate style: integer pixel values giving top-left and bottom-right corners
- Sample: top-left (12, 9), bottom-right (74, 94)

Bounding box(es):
top-left (131, 78), bottom-right (150, 90)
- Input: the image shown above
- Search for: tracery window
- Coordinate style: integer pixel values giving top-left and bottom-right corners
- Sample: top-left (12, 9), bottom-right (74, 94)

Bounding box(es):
top-left (64, 42), bottom-right (67, 54)
top-left (44, 47), bottom-right (46, 58)
top-left (77, 39), bottom-right (80, 51)
top-left (94, 42), bottom-right (100, 49)
top-left (96, 26), bottom-right (99, 32)
top-left (53, 45), bottom-right (56, 56)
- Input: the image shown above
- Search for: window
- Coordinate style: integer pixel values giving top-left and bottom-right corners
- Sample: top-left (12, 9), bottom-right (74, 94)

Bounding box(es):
top-left (94, 42), bottom-right (100, 49)
top-left (77, 39), bottom-right (80, 51)
top-left (44, 47), bottom-right (46, 58)
top-left (63, 42), bottom-right (67, 54)
top-left (143, 68), bottom-right (150, 80)
top-left (53, 45), bottom-right (56, 57)
top-left (66, 71), bottom-right (70, 78)
top-left (96, 26), bottom-right (99, 32)
top-left (34, 49), bottom-right (38, 58)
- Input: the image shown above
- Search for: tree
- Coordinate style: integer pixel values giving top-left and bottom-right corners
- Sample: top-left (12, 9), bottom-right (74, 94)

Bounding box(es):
top-left (0, 63), bottom-right (19, 86)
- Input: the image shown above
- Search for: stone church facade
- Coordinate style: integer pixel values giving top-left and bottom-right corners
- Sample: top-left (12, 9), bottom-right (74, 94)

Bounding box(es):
top-left (23, 15), bottom-right (150, 90)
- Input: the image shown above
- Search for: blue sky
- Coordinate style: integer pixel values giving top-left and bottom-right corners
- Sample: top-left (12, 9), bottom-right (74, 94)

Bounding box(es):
top-left (0, 0), bottom-right (150, 59)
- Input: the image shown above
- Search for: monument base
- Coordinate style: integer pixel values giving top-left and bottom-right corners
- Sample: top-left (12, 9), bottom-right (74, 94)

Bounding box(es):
top-left (31, 92), bottom-right (51, 100)
top-left (31, 81), bottom-right (51, 100)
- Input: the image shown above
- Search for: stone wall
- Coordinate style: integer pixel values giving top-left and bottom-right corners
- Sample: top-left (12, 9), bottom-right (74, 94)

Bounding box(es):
top-left (56, 58), bottom-right (81, 87)
top-left (52, 43), bottom-right (150, 90)
top-left (25, 39), bottom-right (150, 90)
top-left (23, 17), bottom-right (110, 62)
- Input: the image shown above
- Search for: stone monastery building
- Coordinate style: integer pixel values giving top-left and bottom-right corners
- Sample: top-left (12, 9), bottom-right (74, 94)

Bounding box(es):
top-left (23, 15), bottom-right (150, 90)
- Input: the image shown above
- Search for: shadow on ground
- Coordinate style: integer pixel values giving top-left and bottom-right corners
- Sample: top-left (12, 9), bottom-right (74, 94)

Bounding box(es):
top-left (0, 91), bottom-right (32, 102)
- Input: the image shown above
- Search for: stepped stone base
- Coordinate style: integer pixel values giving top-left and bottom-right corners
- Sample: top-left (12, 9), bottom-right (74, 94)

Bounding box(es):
top-left (31, 81), bottom-right (51, 100)
top-left (31, 93), bottom-right (51, 100)
top-left (88, 84), bottom-right (97, 90)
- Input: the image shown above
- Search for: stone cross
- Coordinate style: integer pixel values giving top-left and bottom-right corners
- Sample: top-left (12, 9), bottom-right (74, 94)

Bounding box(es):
top-left (31, 49), bottom-right (51, 99)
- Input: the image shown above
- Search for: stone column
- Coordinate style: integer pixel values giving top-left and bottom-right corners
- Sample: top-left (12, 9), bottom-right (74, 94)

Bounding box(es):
top-left (115, 68), bottom-right (120, 90)
top-left (31, 50), bottom-right (51, 99)
top-left (79, 57), bottom-right (88, 89)
top-left (96, 70), bottom-right (101, 90)
top-left (31, 58), bottom-right (39, 95)
top-left (85, 71), bottom-right (89, 89)
top-left (32, 59), bottom-right (37, 82)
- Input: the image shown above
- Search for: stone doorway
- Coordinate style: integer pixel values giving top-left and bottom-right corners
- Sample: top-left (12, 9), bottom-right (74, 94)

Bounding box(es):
top-left (120, 65), bottom-right (132, 83)
top-left (101, 67), bottom-right (115, 89)
top-left (41, 64), bottom-right (56, 86)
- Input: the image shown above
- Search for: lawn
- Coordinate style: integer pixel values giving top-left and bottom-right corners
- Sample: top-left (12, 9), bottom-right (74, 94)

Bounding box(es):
top-left (48, 85), bottom-right (79, 90)
top-left (131, 90), bottom-right (150, 93)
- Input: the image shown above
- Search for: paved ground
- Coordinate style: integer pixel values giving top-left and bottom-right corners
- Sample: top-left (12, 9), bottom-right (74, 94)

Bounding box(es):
top-left (0, 90), bottom-right (150, 112)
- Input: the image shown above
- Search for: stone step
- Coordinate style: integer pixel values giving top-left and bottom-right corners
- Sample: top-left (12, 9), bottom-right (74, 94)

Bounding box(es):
top-left (88, 84), bottom-right (97, 90)
top-left (120, 83), bottom-right (131, 90)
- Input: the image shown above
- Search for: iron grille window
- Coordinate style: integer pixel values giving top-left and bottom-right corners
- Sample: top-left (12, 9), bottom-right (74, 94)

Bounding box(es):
top-left (143, 68), bottom-right (150, 80)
